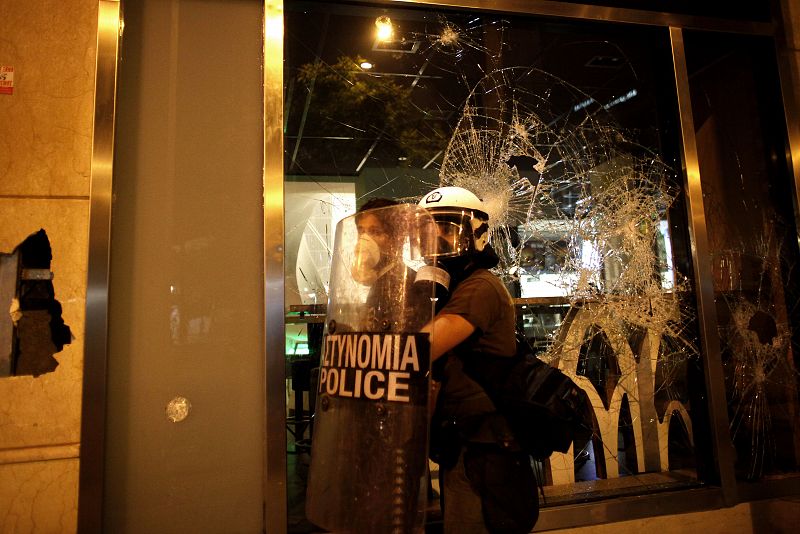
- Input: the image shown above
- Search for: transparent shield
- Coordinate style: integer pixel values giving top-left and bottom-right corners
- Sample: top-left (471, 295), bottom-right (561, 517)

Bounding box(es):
top-left (306, 204), bottom-right (437, 533)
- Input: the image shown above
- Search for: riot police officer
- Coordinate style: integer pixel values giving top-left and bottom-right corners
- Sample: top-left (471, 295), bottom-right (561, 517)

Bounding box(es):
top-left (419, 186), bottom-right (538, 534)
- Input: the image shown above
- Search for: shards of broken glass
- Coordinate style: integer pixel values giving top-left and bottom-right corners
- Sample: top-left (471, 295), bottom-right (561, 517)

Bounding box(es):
top-left (438, 66), bottom-right (698, 417)
top-left (717, 231), bottom-right (799, 479)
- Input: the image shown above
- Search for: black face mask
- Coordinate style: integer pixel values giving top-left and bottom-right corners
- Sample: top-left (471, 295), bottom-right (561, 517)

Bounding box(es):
top-left (436, 254), bottom-right (473, 277)
top-left (416, 244), bottom-right (501, 314)
top-left (434, 244), bottom-right (500, 288)
top-left (445, 244), bottom-right (499, 270)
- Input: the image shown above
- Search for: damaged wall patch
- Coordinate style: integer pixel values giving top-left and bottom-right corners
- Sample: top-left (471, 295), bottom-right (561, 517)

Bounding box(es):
top-left (1, 229), bottom-right (72, 377)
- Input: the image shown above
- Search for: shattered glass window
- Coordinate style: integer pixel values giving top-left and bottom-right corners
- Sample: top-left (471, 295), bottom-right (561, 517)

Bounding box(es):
top-left (284, 1), bottom-right (717, 527)
top-left (685, 31), bottom-right (800, 482)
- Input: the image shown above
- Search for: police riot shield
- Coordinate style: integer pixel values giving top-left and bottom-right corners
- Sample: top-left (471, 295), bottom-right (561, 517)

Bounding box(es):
top-left (306, 204), bottom-right (438, 533)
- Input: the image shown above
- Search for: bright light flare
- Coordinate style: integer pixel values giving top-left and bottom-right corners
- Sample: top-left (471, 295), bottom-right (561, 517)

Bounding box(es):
top-left (375, 16), bottom-right (393, 41)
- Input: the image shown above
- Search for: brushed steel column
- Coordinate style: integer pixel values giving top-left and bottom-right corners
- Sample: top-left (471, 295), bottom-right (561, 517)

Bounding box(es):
top-left (78, 1), bottom-right (121, 532)
top-left (669, 25), bottom-right (738, 505)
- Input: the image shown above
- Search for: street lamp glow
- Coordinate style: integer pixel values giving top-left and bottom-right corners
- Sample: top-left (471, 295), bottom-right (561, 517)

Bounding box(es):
top-left (375, 16), bottom-right (393, 41)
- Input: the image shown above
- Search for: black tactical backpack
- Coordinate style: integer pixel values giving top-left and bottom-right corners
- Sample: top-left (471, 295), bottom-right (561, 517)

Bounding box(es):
top-left (461, 338), bottom-right (593, 460)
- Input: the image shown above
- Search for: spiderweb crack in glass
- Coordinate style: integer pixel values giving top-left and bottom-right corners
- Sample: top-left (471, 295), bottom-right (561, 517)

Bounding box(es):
top-left (435, 64), bottom-right (699, 486)
top-left (717, 230), bottom-right (800, 479)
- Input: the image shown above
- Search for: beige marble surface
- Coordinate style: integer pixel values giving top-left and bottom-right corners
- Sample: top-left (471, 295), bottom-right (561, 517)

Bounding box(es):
top-left (0, 458), bottom-right (78, 534)
top-left (0, 0), bottom-right (98, 197)
top-left (0, 199), bottom-right (88, 449)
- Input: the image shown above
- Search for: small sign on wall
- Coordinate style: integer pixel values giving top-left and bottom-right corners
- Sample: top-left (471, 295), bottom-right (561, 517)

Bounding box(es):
top-left (0, 66), bottom-right (14, 95)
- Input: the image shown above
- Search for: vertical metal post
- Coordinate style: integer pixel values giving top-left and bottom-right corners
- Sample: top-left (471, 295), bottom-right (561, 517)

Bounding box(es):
top-left (78, 1), bottom-right (121, 532)
top-left (264, 0), bottom-right (288, 531)
top-left (669, 26), bottom-right (738, 505)
top-left (774, 0), bottom-right (800, 240)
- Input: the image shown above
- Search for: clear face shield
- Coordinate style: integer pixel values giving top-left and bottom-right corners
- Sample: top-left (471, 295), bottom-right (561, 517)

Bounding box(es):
top-left (417, 208), bottom-right (483, 259)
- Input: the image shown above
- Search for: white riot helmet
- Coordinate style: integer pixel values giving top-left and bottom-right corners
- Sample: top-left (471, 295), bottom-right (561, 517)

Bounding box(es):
top-left (418, 186), bottom-right (490, 259)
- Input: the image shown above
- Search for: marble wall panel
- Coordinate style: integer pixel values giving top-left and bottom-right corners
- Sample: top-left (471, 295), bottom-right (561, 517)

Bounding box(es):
top-left (0, 198), bottom-right (88, 449)
top-left (0, 0), bottom-right (98, 197)
top-left (0, 458), bottom-right (78, 534)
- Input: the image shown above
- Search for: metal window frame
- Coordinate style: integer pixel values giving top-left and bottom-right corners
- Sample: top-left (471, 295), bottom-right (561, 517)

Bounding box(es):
top-left (264, 0), bottom-right (288, 529)
top-left (358, 0), bottom-right (775, 34)
top-left (668, 24), bottom-right (738, 505)
top-left (80, 0), bottom-right (800, 532)
top-left (78, 1), bottom-right (121, 531)
top-left (774, 0), bottom-right (800, 247)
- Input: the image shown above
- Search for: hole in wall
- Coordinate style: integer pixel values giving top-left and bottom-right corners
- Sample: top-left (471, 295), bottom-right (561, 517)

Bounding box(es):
top-left (1, 229), bottom-right (72, 377)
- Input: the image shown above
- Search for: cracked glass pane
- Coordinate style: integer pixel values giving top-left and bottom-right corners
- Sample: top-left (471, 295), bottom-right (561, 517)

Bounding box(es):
top-left (685, 30), bottom-right (800, 482)
top-left (284, 2), bottom-right (718, 528)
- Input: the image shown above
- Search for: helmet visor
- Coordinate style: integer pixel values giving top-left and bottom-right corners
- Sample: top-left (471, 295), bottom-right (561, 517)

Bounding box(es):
top-left (417, 209), bottom-right (475, 258)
